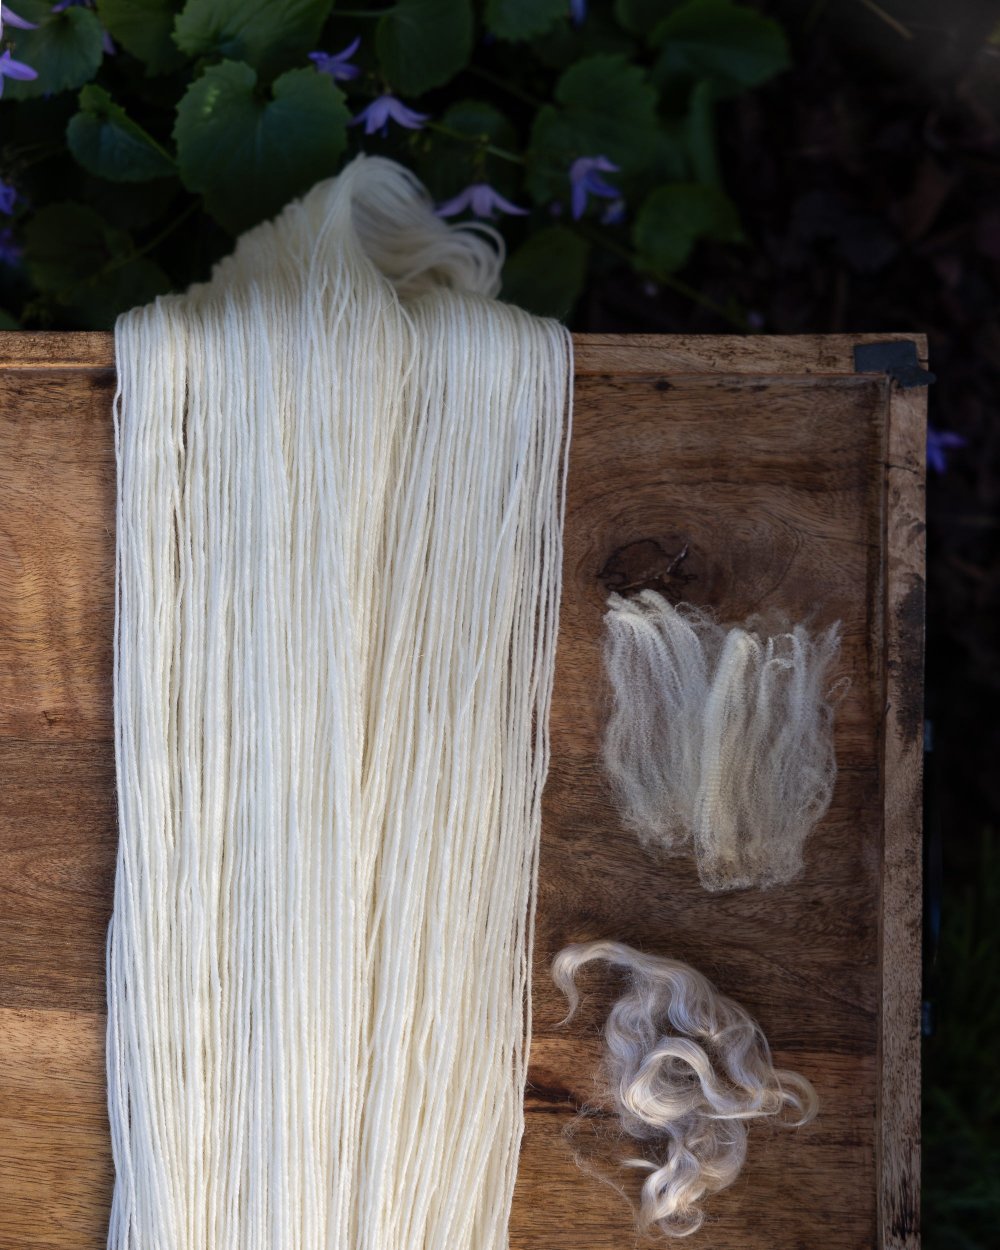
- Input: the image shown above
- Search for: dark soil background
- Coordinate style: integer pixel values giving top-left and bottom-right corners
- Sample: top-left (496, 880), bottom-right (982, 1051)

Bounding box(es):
top-left (569, 3), bottom-right (1000, 1245)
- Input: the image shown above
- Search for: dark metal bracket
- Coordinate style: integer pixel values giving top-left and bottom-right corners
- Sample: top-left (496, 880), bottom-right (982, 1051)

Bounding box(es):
top-left (853, 339), bottom-right (936, 389)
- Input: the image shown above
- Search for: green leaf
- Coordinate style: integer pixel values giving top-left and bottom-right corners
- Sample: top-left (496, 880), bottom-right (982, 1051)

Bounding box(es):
top-left (615, 0), bottom-right (678, 35)
top-left (67, 85), bottom-right (176, 183)
top-left (501, 226), bottom-right (589, 320)
top-left (86, 179), bottom-right (182, 232)
top-left (73, 255), bottom-right (171, 327)
top-left (632, 182), bottom-right (743, 277)
top-left (376, 0), bottom-right (473, 96)
top-left (96, 0), bottom-right (186, 74)
top-left (650, 0), bottom-right (790, 98)
top-left (174, 0), bottom-right (333, 76)
top-left (1, 0), bottom-right (104, 101)
top-left (526, 54), bottom-right (667, 205)
top-left (533, 11), bottom-right (636, 70)
top-left (24, 201), bottom-right (171, 327)
top-left (485, 0), bottom-right (566, 42)
top-left (25, 203), bottom-right (127, 291)
top-left (440, 99), bottom-right (517, 147)
top-left (683, 78), bottom-right (720, 187)
top-left (416, 99), bottom-right (519, 200)
top-left (174, 62), bottom-right (348, 235)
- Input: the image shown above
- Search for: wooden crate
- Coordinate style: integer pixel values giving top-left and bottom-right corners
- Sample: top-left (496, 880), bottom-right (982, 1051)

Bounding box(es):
top-left (0, 332), bottom-right (925, 1250)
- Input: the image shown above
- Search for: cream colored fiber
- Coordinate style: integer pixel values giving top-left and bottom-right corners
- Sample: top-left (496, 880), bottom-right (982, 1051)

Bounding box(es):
top-left (108, 155), bottom-right (571, 1250)
top-left (602, 591), bottom-right (842, 891)
top-left (552, 940), bottom-right (818, 1238)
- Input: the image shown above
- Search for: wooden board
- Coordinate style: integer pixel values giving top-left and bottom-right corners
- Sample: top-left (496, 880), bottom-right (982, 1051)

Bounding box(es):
top-left (0, 331), bottom-right (925, 1250)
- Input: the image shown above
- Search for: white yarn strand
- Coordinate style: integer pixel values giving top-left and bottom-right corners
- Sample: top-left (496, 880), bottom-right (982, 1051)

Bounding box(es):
top-left (552, 940), bottom-right (818, 1238)
top-left (108, 155), bottom-right (572, 1250)
top-left (602, 591), bottom-right (841, 891)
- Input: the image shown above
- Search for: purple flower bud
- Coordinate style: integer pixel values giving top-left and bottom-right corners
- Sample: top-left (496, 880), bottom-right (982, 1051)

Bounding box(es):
top-left (569, 155), bottom-right (620, 221)
top-left (570, 0), bottom-right (587, 25)
top-left (0, 48), bottom-right (38, 97)
top-left (0, 180), bottom-right (17, 215)
top-left (309, 37), bottom-right (361, 82)
top-left (2, 4), bottom-right (38, 30)
top-left (0, 226), bottom-right (21, 266)
top-left (350, 94), bottom-right (428, 137)
top-left (436, 183), bottom-right (528, 220)
top-left (926, 426), bottom-right (965, 475)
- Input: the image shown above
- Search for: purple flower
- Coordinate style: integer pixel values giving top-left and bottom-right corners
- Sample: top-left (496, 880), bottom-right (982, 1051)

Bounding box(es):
top-left (570, 0), bottom-right (587, 25)
top-left (309, 37), bottom-right (361, 82)
top-left (601, 198), bottom-right (626, 226)
top-left (350, 95), bottom-right (428, 137)
top-left (0, 181), bottom-right (17, 215)
top-left (436, 183), bottom-right (528, 219)
top-left (569, 155), bottom-right (620, 220)
top-left (927, 426), bottom-right (965, 475)
top-left (0, 49), bottom-right (38, 97)
top-left (1, 5), bottom-right (38, 31)
top-left (0, 226), bottom-right (21, 265)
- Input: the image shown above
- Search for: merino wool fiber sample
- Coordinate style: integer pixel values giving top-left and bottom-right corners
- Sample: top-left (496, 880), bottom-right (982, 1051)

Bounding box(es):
top-left (602, 591), bottom-right (841, 891)
top-left (107, 155), bottom-right (572, 1250)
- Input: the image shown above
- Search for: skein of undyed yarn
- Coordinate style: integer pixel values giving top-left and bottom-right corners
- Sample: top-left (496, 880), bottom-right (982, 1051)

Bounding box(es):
top-left (108, 154), bottom-right (572, 1250)
top-left (552, 939), bottom-right (818, 1238)
top-left (602, 590), bottom-right (842, 890)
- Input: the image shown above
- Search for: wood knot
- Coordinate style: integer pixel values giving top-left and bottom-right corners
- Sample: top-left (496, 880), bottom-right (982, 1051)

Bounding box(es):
top-left (598, 539), bottom-right (695, 599)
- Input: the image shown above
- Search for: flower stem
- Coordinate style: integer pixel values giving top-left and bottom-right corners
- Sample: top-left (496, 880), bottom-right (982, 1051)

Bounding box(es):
top-left (659, 271), bottom-right (750, 331)
top-left (856, 0), bottom-right (914, 39)
top-left (575, 223), bottom-right (749, 331)
top-left (466, 64), bottom-right (544, 110)
top-left (117, 200), bottom-right (200, 270)
top-left (425, 121), bottom-right (524, 165)
top-left (8, 141), bottom-right (70, 172)
top-left (59, 200), bottom-right (200, 303)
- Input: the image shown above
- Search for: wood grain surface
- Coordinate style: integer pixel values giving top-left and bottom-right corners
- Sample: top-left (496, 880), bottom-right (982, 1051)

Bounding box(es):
top-left (0, 331), bottom-right (925, 1250)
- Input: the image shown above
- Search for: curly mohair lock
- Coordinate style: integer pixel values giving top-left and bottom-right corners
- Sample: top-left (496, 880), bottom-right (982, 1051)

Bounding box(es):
top-left (552, 940), bottom-right (818, 1238)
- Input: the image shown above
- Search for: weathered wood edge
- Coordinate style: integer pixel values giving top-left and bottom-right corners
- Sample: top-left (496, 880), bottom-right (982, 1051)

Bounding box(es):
top-left (878, 365), bottom-right (926, 1250)
top-left (0, 331), bottom-right (115, 369)
top-left (0, 330), bottom-right (927, 376)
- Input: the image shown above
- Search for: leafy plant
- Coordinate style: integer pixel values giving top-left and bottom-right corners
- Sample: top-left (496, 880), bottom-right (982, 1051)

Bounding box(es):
top-left (0, 0), bottom-right (790, 327)
top-left (923, 829), bottom-right (1000, 1249)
